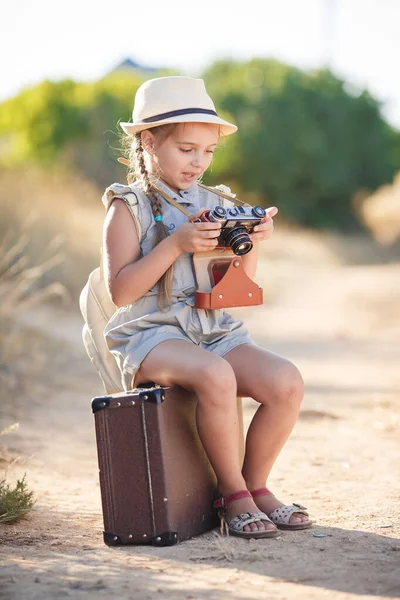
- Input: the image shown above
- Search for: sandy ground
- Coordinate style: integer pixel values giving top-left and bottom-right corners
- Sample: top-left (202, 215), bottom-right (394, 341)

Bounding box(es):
top-left (1, 231), bottom-right (400, 600)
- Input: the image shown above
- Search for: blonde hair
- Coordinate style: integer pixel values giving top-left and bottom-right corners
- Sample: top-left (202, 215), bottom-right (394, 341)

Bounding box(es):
top-left (122, 124), bottom-right (178, 310)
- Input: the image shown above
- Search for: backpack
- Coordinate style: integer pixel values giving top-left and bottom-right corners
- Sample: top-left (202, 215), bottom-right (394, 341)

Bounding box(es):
top-left (79, 265), bottom-right (122, 394)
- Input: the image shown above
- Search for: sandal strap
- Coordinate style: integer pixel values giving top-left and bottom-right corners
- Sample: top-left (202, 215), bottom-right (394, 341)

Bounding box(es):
top-left (228, 511), bottom-right (271, 531)
top-left (213, 489), bottom-right (252, 509)
top-left (250, 487), bottom-right (273, 498)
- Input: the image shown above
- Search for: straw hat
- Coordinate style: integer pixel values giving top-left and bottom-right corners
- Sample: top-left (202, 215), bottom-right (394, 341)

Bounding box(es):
top-left (120, 76), bottom-right (237, 136)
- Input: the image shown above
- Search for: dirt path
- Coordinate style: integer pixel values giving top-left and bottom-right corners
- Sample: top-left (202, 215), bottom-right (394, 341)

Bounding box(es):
top-left (1, 238), bottom-right (400, 600)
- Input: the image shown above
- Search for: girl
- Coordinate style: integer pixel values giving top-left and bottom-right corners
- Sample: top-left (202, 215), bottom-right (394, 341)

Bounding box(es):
top-left (102, 76), bottom-right (312, 539)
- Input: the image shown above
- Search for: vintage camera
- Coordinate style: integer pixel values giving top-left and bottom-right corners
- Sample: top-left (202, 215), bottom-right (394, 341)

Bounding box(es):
top-left (199, 205), bottom-right (266, 256)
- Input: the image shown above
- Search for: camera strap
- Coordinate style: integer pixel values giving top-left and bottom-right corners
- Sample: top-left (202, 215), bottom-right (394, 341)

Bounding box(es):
top-left (198, 183), bottom-right (248, 206)
top-left (151, 183), bottom-right (192, 218)
top-left (151, 183), bottom-right (250, 222)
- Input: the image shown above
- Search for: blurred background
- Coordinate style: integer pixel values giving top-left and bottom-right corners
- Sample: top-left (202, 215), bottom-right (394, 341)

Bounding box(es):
top-left (1, 0), bottom-right (399, 411)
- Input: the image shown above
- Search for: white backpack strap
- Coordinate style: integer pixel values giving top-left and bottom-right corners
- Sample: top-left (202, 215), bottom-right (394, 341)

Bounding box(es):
top-left (102, 183), bottom-right (142, 240)
top-left (100, 184), bottom-right (142, 279)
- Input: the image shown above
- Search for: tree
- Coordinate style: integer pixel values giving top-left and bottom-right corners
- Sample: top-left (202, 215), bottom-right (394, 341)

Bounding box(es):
top-left (0, 73), bottom-right (144, 186)
top-left (203, 59), bottom-right (400, 229)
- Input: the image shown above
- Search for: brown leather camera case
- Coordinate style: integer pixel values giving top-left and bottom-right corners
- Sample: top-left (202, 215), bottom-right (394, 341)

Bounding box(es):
top-left (92, 386), bottom-right (244, 546)
top-left (193, 250), bottom-right (263, 309)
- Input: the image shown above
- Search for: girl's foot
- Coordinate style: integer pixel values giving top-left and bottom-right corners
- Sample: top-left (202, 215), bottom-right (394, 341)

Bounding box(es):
top-left (217, 491), bottom-right (277, 533)
top-left (250, 488), bottom-right (311, 527)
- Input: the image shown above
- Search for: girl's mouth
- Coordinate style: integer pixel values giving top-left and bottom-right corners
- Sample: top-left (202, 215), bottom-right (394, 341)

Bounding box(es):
top-left (182, 172), bottom-right (197, 182)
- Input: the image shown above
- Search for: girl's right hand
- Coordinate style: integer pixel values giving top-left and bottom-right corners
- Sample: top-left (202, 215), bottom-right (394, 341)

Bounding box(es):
top-left (171, 209), bottom-right (222, 253)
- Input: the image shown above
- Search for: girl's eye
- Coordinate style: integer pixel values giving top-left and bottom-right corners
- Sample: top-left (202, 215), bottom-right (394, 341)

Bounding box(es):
top-left (179, 148), bottom-right (215, 154)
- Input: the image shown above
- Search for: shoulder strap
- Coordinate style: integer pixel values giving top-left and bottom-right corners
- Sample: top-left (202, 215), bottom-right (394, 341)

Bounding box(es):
top-left (100, 189), bottom-right (141, 280)
top-left (197, 183), bottom-right (247, 206)
top-left (151, 183), bottom-right (192, 218)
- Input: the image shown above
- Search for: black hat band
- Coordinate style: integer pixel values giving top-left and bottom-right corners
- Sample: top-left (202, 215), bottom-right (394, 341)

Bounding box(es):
top-left (142, 108), bottom-right (218, 123)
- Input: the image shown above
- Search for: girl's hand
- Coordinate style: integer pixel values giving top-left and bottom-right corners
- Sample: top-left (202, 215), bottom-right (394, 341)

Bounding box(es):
top-left (171, 208), bottom-right (222, 253)
top-left (249, 207), bottom-right (278, 243)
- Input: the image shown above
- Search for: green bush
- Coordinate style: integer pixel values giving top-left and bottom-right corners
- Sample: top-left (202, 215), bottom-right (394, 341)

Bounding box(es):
top-left (0, 73), bottom-right (145, 186)
top-left (0, 473), bottom-right (35, 524)
top-left (203, 59), bottom-right (400, 230)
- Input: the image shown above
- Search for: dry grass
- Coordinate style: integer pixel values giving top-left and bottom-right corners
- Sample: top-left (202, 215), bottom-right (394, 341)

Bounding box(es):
top-left (0, 217), bottom-right (68, 399)
top-left (0, 217), bottom-right (66, 313)
top-left (0, 165), bottom-right (104, 302)
top-left (0, 164), bottom-right (104, 403)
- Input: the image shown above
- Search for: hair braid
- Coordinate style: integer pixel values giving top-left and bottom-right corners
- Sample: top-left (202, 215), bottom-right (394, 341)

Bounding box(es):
top-left (132, 133), bottom-right (174, 310)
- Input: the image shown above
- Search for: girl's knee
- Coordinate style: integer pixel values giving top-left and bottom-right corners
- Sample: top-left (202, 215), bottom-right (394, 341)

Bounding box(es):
top-left (196, 357), bottom-right (237, 398)
top-left (266, 361), bottom-right (304, 408)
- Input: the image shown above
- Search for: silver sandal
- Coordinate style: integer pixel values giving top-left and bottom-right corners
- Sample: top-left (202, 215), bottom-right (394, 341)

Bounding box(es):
top-left (214, 490), bottom-right (279, 539)
top-left (251, 487), bottom-right (313, 530)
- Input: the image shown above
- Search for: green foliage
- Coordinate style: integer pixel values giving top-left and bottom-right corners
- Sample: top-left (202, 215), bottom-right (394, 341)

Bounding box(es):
top-left (203, 59), bottom-right (400, 230)
top-left (0, 473), bottom-right (35, 524)
top-left (0, 79), bottom-right (88, 162)
top-left (0, 72), bottom-right (145, 185)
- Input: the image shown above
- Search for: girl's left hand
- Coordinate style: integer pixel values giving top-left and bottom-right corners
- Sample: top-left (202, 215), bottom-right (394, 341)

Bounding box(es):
top-left (249, 207), bottom-right (278, 243)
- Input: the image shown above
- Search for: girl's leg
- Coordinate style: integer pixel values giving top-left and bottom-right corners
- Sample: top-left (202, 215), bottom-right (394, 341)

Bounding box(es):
top-left (135, 339), bottom-right (276, 533)
top-left (223, 344), bottom-right (307, 524)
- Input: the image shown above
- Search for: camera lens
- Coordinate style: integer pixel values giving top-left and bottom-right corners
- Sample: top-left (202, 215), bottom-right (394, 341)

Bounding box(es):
top-left (208, 206), bottom-right (227, 221)
top-left (224, 226), bottom-right (253, 256)
top-left (252, 206), bottom-right (266, 218)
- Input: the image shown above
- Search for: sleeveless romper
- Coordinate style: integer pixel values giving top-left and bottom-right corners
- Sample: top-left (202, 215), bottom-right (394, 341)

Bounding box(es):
top-left (102, 178), bottom-right (255, 391)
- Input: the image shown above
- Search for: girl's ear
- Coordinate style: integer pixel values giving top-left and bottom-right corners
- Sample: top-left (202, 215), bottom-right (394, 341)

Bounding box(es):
top-left (141, 130), bottom-right (155, 154)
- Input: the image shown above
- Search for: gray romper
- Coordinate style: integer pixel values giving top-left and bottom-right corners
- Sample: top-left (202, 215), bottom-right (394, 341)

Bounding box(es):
top-left (103, 178), bottom-right (255, 391)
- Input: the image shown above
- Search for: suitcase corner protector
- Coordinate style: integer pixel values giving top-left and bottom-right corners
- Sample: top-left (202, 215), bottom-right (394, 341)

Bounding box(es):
top-left (152, 531), bottom-right (179, 546)
top-left (92, 396), bottom-right (112, 413)
top-left (103, 531), bottom-right (122, 546)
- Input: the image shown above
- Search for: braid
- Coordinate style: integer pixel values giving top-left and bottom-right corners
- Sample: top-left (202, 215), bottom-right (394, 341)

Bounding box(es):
top-left (133, 133), bottom-right (174, 310)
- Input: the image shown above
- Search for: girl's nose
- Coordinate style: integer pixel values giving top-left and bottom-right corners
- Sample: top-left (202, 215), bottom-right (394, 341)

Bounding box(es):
top-left (190, 153), bottom-right (203, 168)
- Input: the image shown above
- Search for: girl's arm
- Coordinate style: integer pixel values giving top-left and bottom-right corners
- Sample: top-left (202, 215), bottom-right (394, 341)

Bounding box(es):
top-left (103, 200), bottom-right (222, 307)
top-left (240, 240), bottom-right (260, 280)
top-left (240, 207), bottom-right (278, 279)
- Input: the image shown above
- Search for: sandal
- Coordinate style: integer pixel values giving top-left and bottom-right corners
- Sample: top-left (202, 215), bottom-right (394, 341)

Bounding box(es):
top-left (213, 490), bottom-right (279, 539)
top-left (251, 488), bottom-right (313, 530)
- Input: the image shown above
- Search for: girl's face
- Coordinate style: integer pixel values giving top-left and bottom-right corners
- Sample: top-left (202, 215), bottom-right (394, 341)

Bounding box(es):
top-left (143, 122), bottom-right (219, 192)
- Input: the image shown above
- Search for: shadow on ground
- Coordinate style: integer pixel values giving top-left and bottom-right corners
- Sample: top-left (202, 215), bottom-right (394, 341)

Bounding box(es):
top-left (1, 508), bottom-right (399, 600)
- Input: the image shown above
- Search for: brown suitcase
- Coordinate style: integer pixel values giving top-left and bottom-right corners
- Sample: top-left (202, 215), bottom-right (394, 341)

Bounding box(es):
top-left (92, 385), bottom-right (244, 547)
